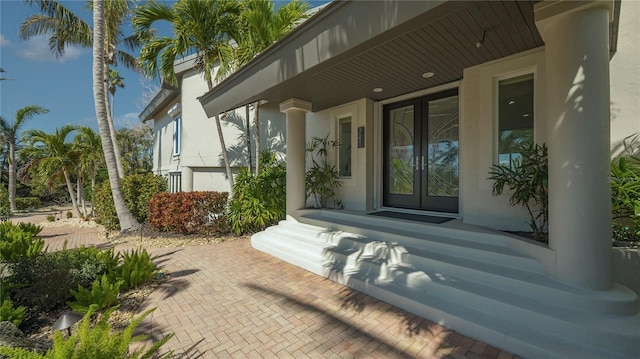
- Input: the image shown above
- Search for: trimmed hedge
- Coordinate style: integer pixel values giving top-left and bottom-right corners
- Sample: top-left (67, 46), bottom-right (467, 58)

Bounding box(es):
top-left (147, 192), bottom-right (229, 235)
top-left (94, 173), bottom-right (167, 230)
top-left (14, 197), bottom-right (41, 211)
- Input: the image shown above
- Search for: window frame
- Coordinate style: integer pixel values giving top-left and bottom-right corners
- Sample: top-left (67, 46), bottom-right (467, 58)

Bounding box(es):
top-left (172, 116), bottom-right (181, 157)
top-left (337, 116), bottom-right (353, 178)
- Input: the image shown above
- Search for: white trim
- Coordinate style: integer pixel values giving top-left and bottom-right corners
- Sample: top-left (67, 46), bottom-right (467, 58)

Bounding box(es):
top-left (379, 81), bottom-right (461, 106)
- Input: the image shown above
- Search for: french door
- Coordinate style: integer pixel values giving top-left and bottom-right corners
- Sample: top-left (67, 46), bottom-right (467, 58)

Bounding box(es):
top-left (383, 89), bottom-right (459, 213)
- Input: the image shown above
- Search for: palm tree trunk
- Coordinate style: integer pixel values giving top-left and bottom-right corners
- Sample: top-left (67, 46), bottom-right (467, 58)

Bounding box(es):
top-left (92, 0), bottom-right (138, 232)
top-left (103, 68), bottom-right (125, 178)
top-left (215, 114), bottom-right (234, 196)
top-left (8, 142), bottom-right (16, 212)
top-left (63, 169), bottom-right (81, 218)
top-left (253, 101), bottom-right (261, 175)
top-left (90, 174), bottom-right (96, 216)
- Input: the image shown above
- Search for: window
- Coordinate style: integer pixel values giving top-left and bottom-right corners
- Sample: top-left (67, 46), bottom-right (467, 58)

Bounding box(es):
top-left (172, 117), bottom-right (181, 156)
top-left (338, 117), bottom-right (352, 177)
top-left (169, 172), bottom-right (182, 193)
top-left (498, 73), bottom-right (534, 167)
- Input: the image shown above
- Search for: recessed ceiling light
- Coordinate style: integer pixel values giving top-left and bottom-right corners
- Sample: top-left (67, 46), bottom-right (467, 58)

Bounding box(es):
top-left (509, 100), bottom-right (516, 105)
top-left (522, 113), bottom-right (530, 117)
top-left (422, 72), bottom-right (435, 78)
top-left (373, 87), bottom-right (383, 93)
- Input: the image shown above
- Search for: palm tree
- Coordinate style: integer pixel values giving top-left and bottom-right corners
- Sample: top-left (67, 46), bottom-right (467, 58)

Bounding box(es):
top-left (133, 0), bottom-right (240, 195)
top-left (108, 68), bottom-right (125, 116)
top-left (221, 0), bottom-right (309, 174)
top-left (22, 125), bottom-right (82, 217)
top-left (0, 105), bottom-right (49, 211)
top-left (20, 0), bottom-right (148, 179)
top-left (0, 67), bottom-right (11, 81)
top-left (75, 126), bottom-right (104, 216)
top-left (93, 0), bottom-right (138, 231)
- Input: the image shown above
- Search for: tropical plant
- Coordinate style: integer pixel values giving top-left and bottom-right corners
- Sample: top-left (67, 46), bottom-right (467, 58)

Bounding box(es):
top-left (147, 192), bottom-right (229, 235)
top-left (111, 248), bottom-right (157, 291)
top-left (227, 150), bottom-right (286, 234)
top-left (2, 307), bottom-right (173, 359)
top-left (0, 186), bottom-right (10, 220)
top-left (305, 135), bottom-right (342, 208)
top-left (74, 126), bottom-right (104, 216)
top-left (0, 299), bottom-right (27, 326)
top-left (0, 105), bottom-right (49, 211)
top-left (116, 125), bottom-right (153, 175)
top-left (0, 221), bottom-right (45, 262)
top-left (68, 274), bottom-right (122, 313)
top-left (21, 125), bottom-right (82, 217)
top-left (133, 0), bottom-right (241, 195)
top-left (219, 0), bottom-right (309, 174)
top-left (610, 155), bottom-right (640, 238)
top-left (488, 142), bottom-right (549, 240)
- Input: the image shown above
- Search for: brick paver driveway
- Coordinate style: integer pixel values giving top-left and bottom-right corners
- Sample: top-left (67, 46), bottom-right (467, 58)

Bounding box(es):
top-left (13, 213), bottom-right (517, 358)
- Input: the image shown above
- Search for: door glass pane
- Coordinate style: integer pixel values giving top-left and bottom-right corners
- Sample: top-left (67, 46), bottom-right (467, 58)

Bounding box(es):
top-left (427, 96), bottom-right (459, 197)
top-left (388, 105), bottom-right (414, 195)
top-left (338, 117), bottom-right (352, 177)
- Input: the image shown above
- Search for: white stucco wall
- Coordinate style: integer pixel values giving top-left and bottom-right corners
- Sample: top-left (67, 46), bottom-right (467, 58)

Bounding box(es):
top-left (305, 98), bottom-right (374, 211)
top-left (461, 49), bottom-right (547, 231)
top-left (610, 0), bottom-right (640, 157)
top-left (151, 99), bottom-right (181, 176)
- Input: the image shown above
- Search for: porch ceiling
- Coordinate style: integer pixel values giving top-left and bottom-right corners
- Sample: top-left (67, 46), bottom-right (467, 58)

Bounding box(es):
top-left (200, 0), bottom-right (543, 116)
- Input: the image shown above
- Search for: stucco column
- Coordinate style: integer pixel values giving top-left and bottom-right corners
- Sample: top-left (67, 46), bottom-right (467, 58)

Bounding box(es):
top-left (182, 166), bottom-right (193, 192)
top-left (280, 98), bottom-right (312, 217)
top-left (535, 1), bottom-right (614, 290)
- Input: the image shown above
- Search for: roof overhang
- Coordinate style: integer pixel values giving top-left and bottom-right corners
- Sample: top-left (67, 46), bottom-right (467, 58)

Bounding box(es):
top-left (199, 0), bottom-right (552, 117)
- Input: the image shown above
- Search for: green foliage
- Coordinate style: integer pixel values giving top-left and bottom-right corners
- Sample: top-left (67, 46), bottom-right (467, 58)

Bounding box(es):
top-left (0, 346), bottom-right (46, 359)
top-left (148, 192), bottom-right (229, 235)
top-left (305, 135), bottom-right (342, 208)
top-left (94, 173), bottom-right (167, 230)
top-left (0, 299), bottom-right (26, 326)
top-left (66, 211), bottom-right (73, 219)
top-left (14, 197), bottom-right (41, 211)
top-left (67, 274), bottom-right (123, 313)
top-left (227, 150), bottom-right (286, 234)
top-left (46, 215), bottom-right (55, 222)
top-left (0, 221), bottom-right (45, 262)
top-left (111, 248), bottom-right (157, 291)
top-left (9, 246), bottom-right (110, 311)
top-left (0, 186), bottom-right (10, 221)
top-left (40, 307), bottom-right (173, 359)
top-left (488, 142), bottom-right (548, 240)
top-left (611, 155), bottom-right (640, 239)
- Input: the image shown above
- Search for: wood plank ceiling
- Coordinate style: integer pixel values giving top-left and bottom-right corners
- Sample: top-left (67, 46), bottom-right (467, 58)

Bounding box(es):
top-left (262, 0), bottom-right (544, 112)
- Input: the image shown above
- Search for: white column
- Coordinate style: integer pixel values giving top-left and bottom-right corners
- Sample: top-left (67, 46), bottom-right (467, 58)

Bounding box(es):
top-left (280, 98), bottom-right (312, 217)
top-left (535, 1), bottom-right (614, 290)
top-left (182, 166), bottom-right (193, 192)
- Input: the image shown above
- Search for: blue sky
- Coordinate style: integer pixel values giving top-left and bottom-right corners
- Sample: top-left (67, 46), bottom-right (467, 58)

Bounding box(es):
top-left (0, 0), bottom-right (165, 135)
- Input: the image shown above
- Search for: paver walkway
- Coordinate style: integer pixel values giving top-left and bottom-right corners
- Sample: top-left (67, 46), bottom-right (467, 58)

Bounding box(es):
top-left (12, 213), bottom-right (518, 359)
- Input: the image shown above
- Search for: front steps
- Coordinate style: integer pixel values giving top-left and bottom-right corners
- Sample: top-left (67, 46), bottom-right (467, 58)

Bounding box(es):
top-left (251, 210), bottom-right (640, 358)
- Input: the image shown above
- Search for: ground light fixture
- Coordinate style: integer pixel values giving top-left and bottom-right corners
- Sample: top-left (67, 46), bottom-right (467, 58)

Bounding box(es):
top-left (52, 311), bottom-right (84, 336)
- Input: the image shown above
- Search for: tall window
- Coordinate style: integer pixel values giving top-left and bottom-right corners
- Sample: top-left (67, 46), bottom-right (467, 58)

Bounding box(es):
top-left (173, 117), bottom-right (181, 156)
top-left (498, 73), bottom-right (534, 167)
top-left (338, 117), bottom-right (352, 177)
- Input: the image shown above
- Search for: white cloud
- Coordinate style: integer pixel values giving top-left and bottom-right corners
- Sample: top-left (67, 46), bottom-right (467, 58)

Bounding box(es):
top-left (115, 112), bottom-right (142, 128)
top-left (17, 35), bottom-right (84, 63)
top-left (0, 34), bottom-right (11, 47)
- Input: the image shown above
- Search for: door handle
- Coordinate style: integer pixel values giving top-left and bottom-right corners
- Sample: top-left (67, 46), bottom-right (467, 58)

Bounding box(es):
top-left (413, 156), bottom-right (419, 171)
top-left (421, 156), bottom-right (426, 171)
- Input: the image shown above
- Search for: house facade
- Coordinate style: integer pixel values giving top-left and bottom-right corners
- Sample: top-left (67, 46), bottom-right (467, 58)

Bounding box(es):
top-left (143, 0), bottom-right (639, 357)
top-left (139, 54), bottom-right (286, 193)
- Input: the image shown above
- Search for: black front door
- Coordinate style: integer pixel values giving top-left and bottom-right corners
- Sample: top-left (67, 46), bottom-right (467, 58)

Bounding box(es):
top-left (383, 89), bottom-right (459, 213)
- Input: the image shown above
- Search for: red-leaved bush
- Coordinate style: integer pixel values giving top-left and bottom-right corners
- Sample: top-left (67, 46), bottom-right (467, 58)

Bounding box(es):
top-left (147, 192), bottom-right (229, 235)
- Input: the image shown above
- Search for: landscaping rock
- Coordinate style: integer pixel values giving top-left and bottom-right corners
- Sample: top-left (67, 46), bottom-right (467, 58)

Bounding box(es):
top-left (0, 321), bottom-right (33, 349)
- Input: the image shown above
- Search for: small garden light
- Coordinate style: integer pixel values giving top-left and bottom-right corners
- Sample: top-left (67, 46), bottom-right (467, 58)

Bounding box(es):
top-left (52, 311), bottom-right (83, 336)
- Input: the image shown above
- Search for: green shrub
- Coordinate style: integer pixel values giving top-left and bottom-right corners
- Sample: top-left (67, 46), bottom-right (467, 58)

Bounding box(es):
top-left (66, 211), bottom-right (73, 219)
top-left (305, 135), bottom-right (342, 208)
top-left (0, 299), bottom-right (26, 326)
top-left (148, 191), bottom-right (228, 235)
top-left (68, 274), bottom-right (122, 313)
top-left (46, 215), bottom-right (55, 222)
top-left (0, 308), bottom-right (173, 359)
top-left (488, 142), bottom-right (548, 241)
top-left (9, 247), bottom-right (109, 312)
top-left (94, 173), bottom-right (167, 230)
top-left (111, 248), bottom-right (157, 291)
top-left (611, 155), bottom-right (640, 239)
top-left (0, 186), bottom-right (10, 220)
top-left (14, 197), bottom-right (41, 211)
top-left (227, 150), bottom-right (286, 234)
top-left (0, 221), bottom-right (45, 262)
